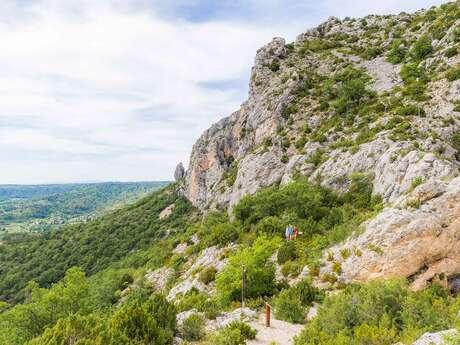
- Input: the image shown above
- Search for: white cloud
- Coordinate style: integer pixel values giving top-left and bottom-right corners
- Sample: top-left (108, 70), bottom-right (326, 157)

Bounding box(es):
top-left (0, 0), bottom-right (448, 184)
top-left (0, 0), bottom-right (277, 183)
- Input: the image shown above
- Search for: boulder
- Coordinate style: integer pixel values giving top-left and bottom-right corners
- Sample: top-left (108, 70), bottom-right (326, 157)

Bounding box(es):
top-left (174, 162), bottom-right (185, 181)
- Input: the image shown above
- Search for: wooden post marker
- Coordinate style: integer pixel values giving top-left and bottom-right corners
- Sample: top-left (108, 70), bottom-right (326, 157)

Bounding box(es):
top-left (265, 303), bottom-right (271, 327)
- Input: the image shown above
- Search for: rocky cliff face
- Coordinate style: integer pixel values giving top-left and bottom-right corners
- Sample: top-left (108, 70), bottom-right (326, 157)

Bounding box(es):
top-left (183, 4), bottom-right (460, 288)
top-left (184, 9), bottom-right (460, 211)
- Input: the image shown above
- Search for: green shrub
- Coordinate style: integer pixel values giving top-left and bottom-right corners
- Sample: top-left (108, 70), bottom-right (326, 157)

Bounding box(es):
top-left (226, 161), bottom-right (239, 187)
top-left (227, 321), bottom-right (257, 340)
top-left (386, 39), bottom-right (407, 64)
top-left (446, 65), bottom-right (460, 81)
top-left (269, 60), bottom-right (280, 72)
top-left (205, 321), bottom-right (257, 345)
top-left (410, 35), bottom-right (432, 60)
top-left (282, 104), bottom-right (299, 118)
top-left (444, 47), bottom-right (458, 57)
top-left (199, 266), bottom-right (217, 285)
top-left (254, 216), bottom-right (284, 237)
top-left (201, 222), bottom-right (240, 248)
top-left (294, 280), bottom-right (454, 345)
top-left (321, 273), bottom-right (337, 284)
top-left (109, 294), bottom-right (176, 345)
top-left (295, 136), bottom-right (307, 150)
top-left (273, 279), bottom-right (320, 323)
top-left (400, 63), bottom-right (427, 83)
top-left (395, 104), bottom-right (425, 116)
top-left (26, 314), bottom-right (110, 345)
top-left (273, 288), bottom-right (306, 323)
top-left (281, 261), bottom-right (302, 278)
top-left (170, 254), bottom-right (186, 271)
top-left (452, 133), bottom-right (460, 151)
top-left (277, 240), bottom-right (298, 264)
top-left (215, 236), bottom-right (279, 304)
top-left (308, 149), bottom-right (326, 167)
top-left (340, 248), bottom-right (351, 259)
top-left (409, 176), bottom-right (424, 191)
top-left (176, 288), bottom-right (209, 312)
top-left (332, 262), bottom-right (342, 275)
top-left (180, 314), bottom-right (205, 341)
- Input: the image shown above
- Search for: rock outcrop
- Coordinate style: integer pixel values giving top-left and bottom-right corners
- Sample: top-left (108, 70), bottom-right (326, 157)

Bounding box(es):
top-left (181, 5), bottom-right (460, 291)
top-left (411, 329), bottom-right (457, 345)
top-left (322, 177), bottom-right (460, 291)
top-left (183, 12), bottom-right (460, 210)
top-left (174, 162), bottom-right (185, 181)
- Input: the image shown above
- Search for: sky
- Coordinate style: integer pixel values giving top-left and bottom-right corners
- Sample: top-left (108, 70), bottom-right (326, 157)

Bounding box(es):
top-left (0, 0), bottom-right (447, 184)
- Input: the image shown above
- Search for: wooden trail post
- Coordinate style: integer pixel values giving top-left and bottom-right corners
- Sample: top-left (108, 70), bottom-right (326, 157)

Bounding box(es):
top-left (241, 265), bottom-right (246, 309)
top-left (265, 303), bottom-right (271, 327)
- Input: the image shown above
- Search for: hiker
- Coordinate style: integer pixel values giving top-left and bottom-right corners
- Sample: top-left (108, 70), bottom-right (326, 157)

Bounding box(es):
top-left (294, 226), bottom-right (298, 239)
top-left (289, 224), bottom-right (294, 240)
top-left (285, 225), bottom-right (290, 241)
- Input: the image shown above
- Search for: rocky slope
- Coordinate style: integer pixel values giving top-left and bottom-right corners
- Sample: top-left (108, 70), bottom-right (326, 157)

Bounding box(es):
top-left (182, 4), bottom-right (460, 290)
top-left (184, 9), bottom-right (459, 209)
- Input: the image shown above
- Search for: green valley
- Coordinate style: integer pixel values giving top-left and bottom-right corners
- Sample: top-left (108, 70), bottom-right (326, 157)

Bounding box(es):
top-left (0, 182), bottom-right (169, 234)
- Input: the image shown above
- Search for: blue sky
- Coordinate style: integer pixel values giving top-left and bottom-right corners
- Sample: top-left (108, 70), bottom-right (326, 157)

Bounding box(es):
top-left (0, 0), bottom-right (446, 184)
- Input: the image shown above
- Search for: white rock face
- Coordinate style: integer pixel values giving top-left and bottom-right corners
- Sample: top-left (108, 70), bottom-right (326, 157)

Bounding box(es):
top-left (207, 307), bottom-right (258, 331)
top-left (145, 267), bottom-right (174, 291)
top-left (183, 13), bottom-right (460, 211)
top-left (167, 245), bottom-right (230, 301)
top-left (360, 56), bottom-right (402, 93)
top-left (411, 329), bottom-right (457, 345)
top-left (173, 242), bottom-right (188, 255)
top-left (176, 309), bottom-right (203, 327)
top-left (322, 177), bottom-right (460, 291)
top-left (159, 204), bottom-right (175, 220)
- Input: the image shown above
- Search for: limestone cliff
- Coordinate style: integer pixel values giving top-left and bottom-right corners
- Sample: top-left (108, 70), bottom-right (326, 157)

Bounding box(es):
top-left (183, 4), bottom-right (460, 289)
top-left (184, 10), bottom-right (460, 211)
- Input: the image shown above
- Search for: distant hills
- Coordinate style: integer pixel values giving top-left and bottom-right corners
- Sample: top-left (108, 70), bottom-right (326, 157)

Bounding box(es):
top-left (0, 181), bottom-right (169, 234)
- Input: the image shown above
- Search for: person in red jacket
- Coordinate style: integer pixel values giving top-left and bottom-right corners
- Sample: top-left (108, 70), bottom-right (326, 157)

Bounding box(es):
top-left (293, 226), bottom-right (298, 239)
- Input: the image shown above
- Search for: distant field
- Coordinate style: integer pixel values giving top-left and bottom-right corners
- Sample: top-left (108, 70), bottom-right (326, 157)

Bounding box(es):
top-left (0, 181), bottom-right (170, 234)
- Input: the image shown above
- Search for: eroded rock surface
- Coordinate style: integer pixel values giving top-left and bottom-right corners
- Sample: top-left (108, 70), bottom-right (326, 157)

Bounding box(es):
top-left (322, 177), bottom-right (460, 291)
top-left (183, 14), bottom-right (460, 211)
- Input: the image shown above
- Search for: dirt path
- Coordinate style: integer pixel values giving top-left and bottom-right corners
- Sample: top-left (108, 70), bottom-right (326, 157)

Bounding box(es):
top-left (247, 313), bottom-right (304, 345)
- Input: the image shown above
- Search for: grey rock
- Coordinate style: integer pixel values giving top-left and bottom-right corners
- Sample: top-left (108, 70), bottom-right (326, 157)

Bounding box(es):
top-left (411, 329), bottom-right (457, 345)
top-left (174, 162), bottom-right (185, 181)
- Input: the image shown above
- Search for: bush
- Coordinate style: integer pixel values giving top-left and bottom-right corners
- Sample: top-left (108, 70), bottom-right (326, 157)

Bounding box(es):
top-left (281, 261), bottom-right (302, 278)
top-left (446, 65), bottom-right (460, 81)
top-left (227, 321), bottom-right (257, 340)
top-left (180, 314), bottom-right (205, 341)
top-left (444, 47), bottom-right (458, 57)
top-left (215, 236), bottom-right (279, 304)
top-left (282, 104), bottom-right (299, 118)
top-left (176, 288), bottom-right (209, 312)
top-left (226, 161), bottom-right (238, 187)
top-left (273, 279), bottom-right (320, 324)
top-left (277, 241), bottom-right (298, 264)
top-left (202, 222), bottom-right (240, 247)
top-left (395, 104), bottom-right (425, 116)
top-left (199, 266), bottom-right (217, 285)
top-left (170, 255), bottom-right (186, 271)
top-left (269, 60), bottom-right (280, 72)
top-left (452, 133), bottom-right (460, 151)
top-left (386, 39), bottom-right (407, 64)
top-left (410, 35), bottom-right (432, 60)
top-left (294, 280), bottom-right (454, 345)
top-left (109, 294), bottom-right (176, 345)
top-left (332, 262), bottom-right (342, 275)
top-left (254, 216), bottom-right (284, 237)
top-left (273, 288), bottom-right (306, 323)
top-left (204, 321), bottom-right (257, 345)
